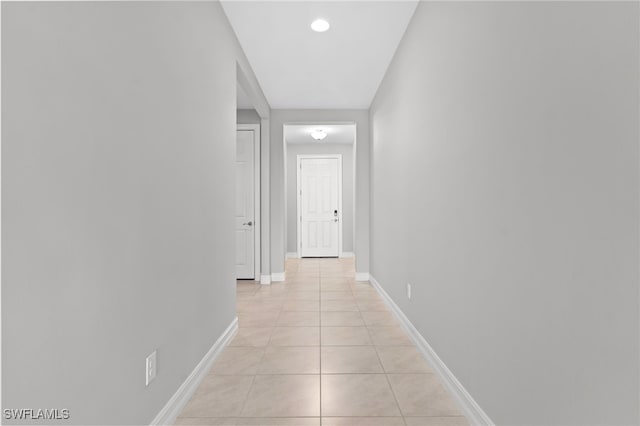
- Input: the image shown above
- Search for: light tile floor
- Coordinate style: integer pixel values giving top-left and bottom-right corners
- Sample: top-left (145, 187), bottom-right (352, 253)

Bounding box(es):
top-left (175, 258), bottom-right (468, 426)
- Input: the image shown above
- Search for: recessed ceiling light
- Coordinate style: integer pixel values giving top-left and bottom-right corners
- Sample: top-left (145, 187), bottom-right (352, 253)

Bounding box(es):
top-left (311, 19), bottom-right (330, 33)
top-left (311, 130), bottom-right (327, 140)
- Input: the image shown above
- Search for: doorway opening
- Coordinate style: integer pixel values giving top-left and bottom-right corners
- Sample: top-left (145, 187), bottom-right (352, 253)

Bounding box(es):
top-left (236, 123), bottom-right (260, 279)
top-left (235, 69), bottom-right (267, 282)
top-left (283, 123), bottom-right (356, 259)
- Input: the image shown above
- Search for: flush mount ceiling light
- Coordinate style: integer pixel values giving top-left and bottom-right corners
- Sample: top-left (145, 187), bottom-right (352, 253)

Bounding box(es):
top-left (311, 19), bottom-right (330, 33)
top-left (311, 129), bottom-right (328, 141)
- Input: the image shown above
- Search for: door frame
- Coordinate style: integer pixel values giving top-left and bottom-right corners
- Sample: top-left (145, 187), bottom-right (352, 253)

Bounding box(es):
top-left (237, 124), bottom-right (261, 280)
top-left (296, 154), bottom-right (343, 258)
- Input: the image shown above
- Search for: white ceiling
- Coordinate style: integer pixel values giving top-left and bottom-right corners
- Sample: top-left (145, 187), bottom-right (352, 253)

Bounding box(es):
top-left (285, 124), bottom-right (356, 145)
top-left (222, 1), bottom-right (418, 109)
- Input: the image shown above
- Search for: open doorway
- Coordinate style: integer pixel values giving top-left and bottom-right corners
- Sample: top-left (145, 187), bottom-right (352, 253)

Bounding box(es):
top-left (235, 77), bottom-right (263, 281)
top-left (235, 123), bottom-right (260, 278)
top-left (284, 123), bottom-right (356, 259)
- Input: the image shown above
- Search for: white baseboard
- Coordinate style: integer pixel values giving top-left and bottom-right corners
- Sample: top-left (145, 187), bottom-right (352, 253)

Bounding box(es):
top-left (150, 317), bottom-right (238, 426)
top-left (286, 252), bottom-right (299, 259)
top-left (271, 272), bottom-right (286, 282)
top-left (260, 274), bottom-right (271, 285)
top-left (369, 275), bottom-right (494, 426)
top-left (355, 272), bottom-right (370, 281)
top-left (340, 251), bottom-right (355, 258)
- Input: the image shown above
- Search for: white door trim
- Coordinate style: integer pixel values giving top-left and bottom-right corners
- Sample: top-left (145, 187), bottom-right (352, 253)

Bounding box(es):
top-left (296, 154), bottom-right (343, 258)
top-left (237, 124), bottom-right (260, 280)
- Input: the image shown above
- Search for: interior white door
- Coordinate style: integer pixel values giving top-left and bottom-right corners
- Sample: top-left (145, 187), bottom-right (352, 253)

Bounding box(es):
top-left (236, 129), bottom-right (255, 279)
top-left (299, 157), bottom-right (341, 257)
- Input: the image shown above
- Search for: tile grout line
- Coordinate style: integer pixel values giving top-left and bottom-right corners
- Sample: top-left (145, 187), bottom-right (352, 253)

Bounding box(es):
top-left (365, 295), bottom-right (408, 425)
top-left (234, 311), bottom-right (272, 419)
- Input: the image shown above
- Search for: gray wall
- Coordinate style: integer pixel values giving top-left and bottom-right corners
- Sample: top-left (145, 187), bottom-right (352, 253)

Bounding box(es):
top-left (270, 110), bottom-right (369, 277)
top-left (286, 143), bottom-right (355, 254)
top-left (369, 2), bottom-right (639, 425)
top-left (237, 108), bottom-right (261, 125)
top-left (2, 2), bottom-right (267, 424)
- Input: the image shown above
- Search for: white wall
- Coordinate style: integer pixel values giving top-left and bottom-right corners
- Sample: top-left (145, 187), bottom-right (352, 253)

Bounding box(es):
top-left (286, 143), bottom-right (355, 254)
top-left (2, 2), bottom-right (267, 424)
top-left (370, 2), bottom-right (639, 424)
top-left (270, 110), bottom-right (369, 277)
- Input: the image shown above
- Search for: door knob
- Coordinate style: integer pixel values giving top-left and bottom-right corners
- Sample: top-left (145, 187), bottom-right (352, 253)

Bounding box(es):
top-left (243, 221), bottom-right (253, 226)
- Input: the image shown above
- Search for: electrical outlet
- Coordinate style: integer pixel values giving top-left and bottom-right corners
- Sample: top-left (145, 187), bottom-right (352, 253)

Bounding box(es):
top-left (145, 350), bottom-right (157, 386)
top-left (407, 283), bottom-right (412, 300)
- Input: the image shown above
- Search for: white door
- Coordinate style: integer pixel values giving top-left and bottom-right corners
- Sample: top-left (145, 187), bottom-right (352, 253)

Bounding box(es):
top-left (299, 156), bottom-right (341, 257)
top-left (236, 129), bottom-right (255, 278)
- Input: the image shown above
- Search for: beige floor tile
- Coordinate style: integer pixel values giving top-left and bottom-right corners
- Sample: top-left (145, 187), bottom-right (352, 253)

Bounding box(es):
top-left (180, 375), bottom-right (253, 417)
top-left (220, 260), bottom-right (463, 426)
top-left (321, 417), bottom-right (405, 426)
top-left (357, 300), bottom-right (389, 312)
top-left (250, 291), bottom-right (287, 301)
top-left (321, 346), bottom-right (383, 373)
top-left (287, 284), bottom-right (321, 292)
top-left (209, 347), bottom-right (264, 375)
top-left (293, 270), bottom-right (320, 277)
top-left (236, 300), bottom-right (283, 313)
top-left (282, 300), bottom-right (320, 311)
top-left (269, 326), bottom-right (320, 346)
top-left (368, 326), bottom-right (413, 346)
top-left (293, 276), bottom-right (320, 281)
top-left (321, 284), bottom-right (354, 292)
top-left (174, 418), bottom-right (236, 425)
top-left (321, 374), bottom-right (401, 417)
top-left (349, 283), bottom-right (380, 297)
top-left (321, 300), bottom-right (359, 312)
top-left (376, 346), bottom-right (432, 373)
top-left (236, 292), bottom-right (256, 301)
top-left (285, 291), bottom-right (320, 301)
top-left (360, 311), bottom-right (398, 327)
top-left (236, 282), bottom-right (258, 293)
top-left (292, 276), bottom-right (320, 281)
top-left (321, 327), bottom-right (372, 346)
top-left (238, 311), bottom-right (280, 328)
top-left (250, 297), bottom-right (287, 306)
top-left (321, 311), bottom-right (364, 326)
top-left (250, 289), bottom-right (284, 297)
top-left (351, 282), bottom-right (376, 291)
top-left (285, 272), bottom-right (320, 285)
top-left (241, 375), bottom-right (320, 417)
top-left (322, 273), bottom-right (351, 280)
top-left (258, 346), bottom-right (320, 373)
top-left (352, 292), bottom-right (382, 302)
top-left (288, 271), bottom-right (319, 277)
top-left (230, 328), bottom-right (273, 347)
top-left (262, 283), bottom-right (289, 292)
top-left (387, 374), bottom-right (461, 417)
top-left (277, 310), bottom-right (320, 326)
top-left (320, 271), bottom-right (351, 285)
top-left (296, 269), bottom-right (320, 275)
top-left (321, 291), bottom-right (355, 301)
top-left (235, 418), bottom-right (320, 426)
top-left (404, 417), bottom-right (469, 426)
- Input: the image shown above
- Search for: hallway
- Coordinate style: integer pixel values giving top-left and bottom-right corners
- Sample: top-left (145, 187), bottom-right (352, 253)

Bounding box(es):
top-left (175, 258), bottom-right (468, 425)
